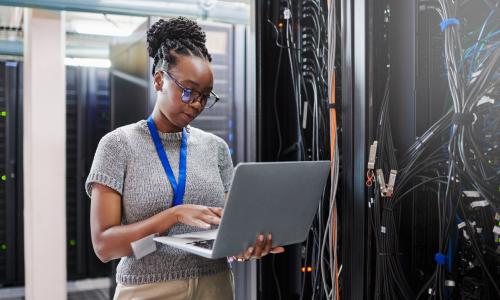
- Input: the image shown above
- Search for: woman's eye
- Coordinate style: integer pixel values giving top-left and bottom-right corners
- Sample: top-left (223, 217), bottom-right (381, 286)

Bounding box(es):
top-left (182, 89), bottom-right (192, 101)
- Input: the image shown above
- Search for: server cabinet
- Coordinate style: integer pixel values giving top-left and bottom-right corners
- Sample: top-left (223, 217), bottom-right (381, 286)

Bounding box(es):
top-left (66, 66), bottom-right (111, 280)
top-left (0, 60), bottom-right (24, 287)
top-left (0, 61), bottom-right (112, 289)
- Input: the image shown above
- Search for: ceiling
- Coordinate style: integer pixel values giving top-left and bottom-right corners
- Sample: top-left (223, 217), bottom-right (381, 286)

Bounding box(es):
top-left (0, 6), bottom-right (23, 41)
top-left (0, 1), bottom-right (250, 58)
top-left (0, 6), bottom-right (148, 39)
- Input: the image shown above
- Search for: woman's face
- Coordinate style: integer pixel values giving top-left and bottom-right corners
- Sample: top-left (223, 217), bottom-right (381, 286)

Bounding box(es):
top-left (153, 55), bottom-right (214, 130)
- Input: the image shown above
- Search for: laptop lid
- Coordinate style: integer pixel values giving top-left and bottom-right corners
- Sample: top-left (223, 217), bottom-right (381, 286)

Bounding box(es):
top-left (211, 160), bottom-right (330, 258)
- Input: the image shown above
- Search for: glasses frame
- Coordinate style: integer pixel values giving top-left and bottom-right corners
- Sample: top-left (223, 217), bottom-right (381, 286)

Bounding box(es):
top-left (161, 70), bottom-right (219, 109)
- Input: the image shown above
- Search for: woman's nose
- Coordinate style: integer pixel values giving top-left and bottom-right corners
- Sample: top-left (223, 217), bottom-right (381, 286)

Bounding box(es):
top-left (190, 100), bottom-right (204, 113)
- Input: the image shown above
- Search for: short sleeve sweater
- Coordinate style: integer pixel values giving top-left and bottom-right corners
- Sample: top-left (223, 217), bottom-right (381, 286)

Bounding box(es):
top-left (85, 119), bottom-right (234, 285)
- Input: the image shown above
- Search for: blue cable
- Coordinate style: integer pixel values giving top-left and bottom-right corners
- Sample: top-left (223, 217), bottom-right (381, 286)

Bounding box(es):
top-left (440, 18), bottom-right (460, 32)
top-left (468, 8), bottom-right (497, 80)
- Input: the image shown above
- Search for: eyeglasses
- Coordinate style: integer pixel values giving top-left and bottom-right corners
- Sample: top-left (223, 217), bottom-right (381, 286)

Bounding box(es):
top-left (162, 71), bottom-right (219, 109)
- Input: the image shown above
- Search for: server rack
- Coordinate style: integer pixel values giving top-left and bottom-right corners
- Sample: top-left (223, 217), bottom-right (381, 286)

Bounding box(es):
top-left (0, 60), bottom-right (24, 287)
top-left (66, 66), bottom-right (111, 280)
top-left (190, 23), bottom-right (238, 161)
top-left (386, 1), bottom-right (500, 298)
top-left (255, 1), bottom-right (342, 299)
top-left (0, 62), bottom-right (112, 288)
top-left (254, 1), bottom-right (302, 298)
top-left (359, 0), bottom-right (500, 299)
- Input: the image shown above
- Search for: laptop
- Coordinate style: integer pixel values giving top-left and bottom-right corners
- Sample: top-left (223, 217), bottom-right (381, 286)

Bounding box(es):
top-left (154, 161), bottom-right (330, 259)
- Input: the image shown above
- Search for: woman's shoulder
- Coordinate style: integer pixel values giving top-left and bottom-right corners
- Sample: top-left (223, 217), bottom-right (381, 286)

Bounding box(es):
top-left (188, 126), bottom-right (228, 147)
top-left (99, 120), bottom-right (149, 148)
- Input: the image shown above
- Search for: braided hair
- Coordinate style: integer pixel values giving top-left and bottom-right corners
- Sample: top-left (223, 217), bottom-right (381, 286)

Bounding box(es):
top-left (147, 17), bottom-right (212, 76)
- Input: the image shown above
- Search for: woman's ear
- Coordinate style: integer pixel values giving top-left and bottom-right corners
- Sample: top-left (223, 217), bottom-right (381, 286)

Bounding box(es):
top-left (153, 72), bottom-right (164, 92)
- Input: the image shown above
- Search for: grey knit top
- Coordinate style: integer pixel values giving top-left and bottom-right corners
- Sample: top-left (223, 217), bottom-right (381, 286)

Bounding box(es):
top-left (85, 119), bottom-right (234, 285)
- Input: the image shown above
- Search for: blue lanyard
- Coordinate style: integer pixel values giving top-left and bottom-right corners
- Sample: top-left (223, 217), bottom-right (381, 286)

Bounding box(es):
top-left (147, 116), bottom-right (188, 207)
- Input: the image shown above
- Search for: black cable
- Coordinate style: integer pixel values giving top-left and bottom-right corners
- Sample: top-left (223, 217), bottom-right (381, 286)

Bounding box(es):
top-left (273, 46), bottom-right (284, 160)
top-left (271, 254), bottom-right (283, 300)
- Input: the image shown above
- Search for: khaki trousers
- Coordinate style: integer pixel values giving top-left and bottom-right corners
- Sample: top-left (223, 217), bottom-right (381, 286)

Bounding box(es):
top-left (113, 270), bottom-right (234, 300)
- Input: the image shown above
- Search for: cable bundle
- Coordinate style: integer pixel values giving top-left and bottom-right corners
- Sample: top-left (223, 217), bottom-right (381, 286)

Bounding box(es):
top-left (299, 1), bottom-right (340, 299)
top-left (266, 1), bottom-right (339, 299)
top-left (437, 0), bottom-right (500, 206)
top-left (366, 77), bottom-right (415, 300)
top-left (367, 1), bottom-right (500, 299)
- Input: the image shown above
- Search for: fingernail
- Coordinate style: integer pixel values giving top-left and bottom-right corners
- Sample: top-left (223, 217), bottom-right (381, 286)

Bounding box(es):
top-left (259, 235), bottom-right (264, 242)
top-left (268, 233), bottom-right (272, 239)
top-left (248, 247), bottom-right (254, 253)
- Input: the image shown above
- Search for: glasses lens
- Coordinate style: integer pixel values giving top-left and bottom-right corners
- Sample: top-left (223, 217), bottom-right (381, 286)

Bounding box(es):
top-left (181, 89), bottom-right (192, 102)
top-left (205, 95), bottom-right (217, 108)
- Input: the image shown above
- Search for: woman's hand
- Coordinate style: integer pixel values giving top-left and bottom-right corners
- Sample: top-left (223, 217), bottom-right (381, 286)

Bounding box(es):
top-left (172, 204), bottom-right (223, 229)
top-left (233, 233), bottom-right (285, 261)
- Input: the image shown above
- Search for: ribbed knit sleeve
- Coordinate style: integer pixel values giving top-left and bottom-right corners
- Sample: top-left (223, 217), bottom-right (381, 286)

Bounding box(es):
top-left (85, 129), bottom-right (128, 197)
top-left (216, 137), bottom-right (234, 192)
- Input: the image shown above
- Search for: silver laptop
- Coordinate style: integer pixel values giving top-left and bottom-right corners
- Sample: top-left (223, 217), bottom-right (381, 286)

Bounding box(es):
top-left (154, 161), bottom-right (330, 259)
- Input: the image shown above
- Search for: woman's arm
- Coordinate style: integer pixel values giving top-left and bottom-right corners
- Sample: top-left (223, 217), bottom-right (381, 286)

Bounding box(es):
top-left (90, 183), bottom-right (223, 263)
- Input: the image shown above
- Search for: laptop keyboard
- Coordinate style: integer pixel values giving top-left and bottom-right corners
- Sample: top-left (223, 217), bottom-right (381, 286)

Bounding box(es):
top-left (188, 239), bottom-right (215, 250)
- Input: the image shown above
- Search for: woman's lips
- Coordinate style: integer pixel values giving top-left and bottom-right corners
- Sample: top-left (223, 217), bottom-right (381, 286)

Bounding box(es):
top-left (183, 113), bottom-right (195, 121)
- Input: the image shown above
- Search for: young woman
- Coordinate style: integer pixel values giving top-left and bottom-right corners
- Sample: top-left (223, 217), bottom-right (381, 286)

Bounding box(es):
top-left (86, 17), bottom-right (284, 299)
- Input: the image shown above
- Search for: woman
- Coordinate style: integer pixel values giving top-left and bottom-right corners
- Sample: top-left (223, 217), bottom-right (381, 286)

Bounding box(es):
top-left (86, 17), bottom-right (284, 299)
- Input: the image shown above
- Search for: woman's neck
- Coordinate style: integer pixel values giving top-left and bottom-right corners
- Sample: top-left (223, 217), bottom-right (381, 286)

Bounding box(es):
top-left (151, 107), bottom-right (182, 133)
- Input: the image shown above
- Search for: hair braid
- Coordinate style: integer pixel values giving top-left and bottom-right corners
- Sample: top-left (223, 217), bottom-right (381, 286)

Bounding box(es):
top-left (146, 17), bottom-right (212, 76)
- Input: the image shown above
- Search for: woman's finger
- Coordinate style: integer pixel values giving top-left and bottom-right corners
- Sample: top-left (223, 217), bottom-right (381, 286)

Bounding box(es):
top-left (270, 246), bottom-right (285, 254)
top-left (260, 233), bottom-right (273, 257)
top-left (207, 207), bottom-right (224, 217)
top-left (182, 216), bottom-right (211, 229)
top-left (203, 207), bottom-right (221, 217)
top-left (252, 234), bottom-right (266, 258)
top-left (200, 214), bottom-right (221, 225)
top-left (244, 246), bottom-right (254, 260)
